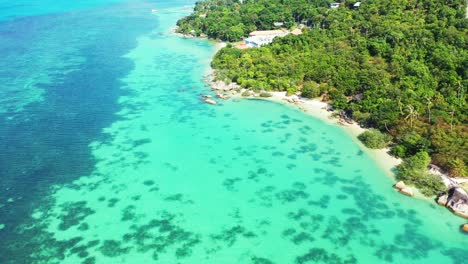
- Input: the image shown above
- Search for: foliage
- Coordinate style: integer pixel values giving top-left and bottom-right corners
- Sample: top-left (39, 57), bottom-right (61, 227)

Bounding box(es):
top-left (301, 81), bottom-right (321, 99)
top-left (358, 129), bottom-right (392, 149)
top-left (396, 152), bottom-right (445, 196)
top-left (176, 0), bottom-right (328, 40)
top-left (259, 92), bottom-right (273, 97)
top-left (241, 90), bottom-right (251, 97)
top-left (178, 0), bottom-right (468, 178)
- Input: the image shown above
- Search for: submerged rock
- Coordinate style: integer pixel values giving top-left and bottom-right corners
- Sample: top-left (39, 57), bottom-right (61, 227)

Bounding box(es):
top-left (437, 187), bottom-right (468, 218)
top-left (437, 195), bottom-right (448, 206)
top-left (216, 93), bottom-right (229, 100)
top-left (203, 99), bottom-right (217, 105)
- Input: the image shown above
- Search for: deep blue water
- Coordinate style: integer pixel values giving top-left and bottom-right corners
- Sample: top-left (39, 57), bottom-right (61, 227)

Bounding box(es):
top-left (0, 1), bottom-right (159, 261)
top-left (0, 0), bottom-right (128, 21)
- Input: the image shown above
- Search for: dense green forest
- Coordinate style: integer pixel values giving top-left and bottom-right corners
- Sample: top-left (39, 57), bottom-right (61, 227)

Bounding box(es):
top-left (177, 0), bottom-right (468, 192)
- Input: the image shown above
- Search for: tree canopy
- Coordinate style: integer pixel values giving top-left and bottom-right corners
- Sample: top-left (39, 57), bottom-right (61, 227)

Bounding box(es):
top-left (178, 0), bottom-right (468, 179)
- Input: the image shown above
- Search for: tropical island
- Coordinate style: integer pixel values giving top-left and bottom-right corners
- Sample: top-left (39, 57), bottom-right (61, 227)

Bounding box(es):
top-left (177, 0), bottom-right (467, 204)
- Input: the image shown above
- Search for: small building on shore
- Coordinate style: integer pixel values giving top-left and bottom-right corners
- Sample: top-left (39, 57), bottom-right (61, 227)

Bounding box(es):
top-left (248, 30), bottom-right (286, 37)
top-left (244, 30), bottom-right (288, 47)
top-left (273, 22), bottom-right (284, 27)
top-left (234, 43), bottom-right (249, 49)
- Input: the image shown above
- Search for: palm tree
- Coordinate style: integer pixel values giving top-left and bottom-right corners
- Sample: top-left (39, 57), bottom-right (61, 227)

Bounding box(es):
top-left (457, 81), bottom-right (465, 108)
top-left (405, 105), bottom-right (418, 128)
top-left (397, 97), bottom-right (404, 115)
top-left (449, 107), bottom-right (455, 132)
top-left (425, 96), bottom-right (432, 122)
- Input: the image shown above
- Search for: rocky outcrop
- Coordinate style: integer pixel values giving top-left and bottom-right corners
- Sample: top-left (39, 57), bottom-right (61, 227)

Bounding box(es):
top-left (394, 181), bottom-right (406, 190)
top-left (399, 187), bottom-right (414, 197)
top-left (203, 99), bottom-right (217, 105)
top-left (461, 224), bottom-right (468, 233)
top-left (216, 93), bottom-right (229, 100)
top-left (200, 94), bottom-right (217, 105)
top-left (437, 187), bottom-right (468, 219)
top-left (211, 80), bottom-right (239, 92)
top-left (393, 181), bottom-right (414, 196)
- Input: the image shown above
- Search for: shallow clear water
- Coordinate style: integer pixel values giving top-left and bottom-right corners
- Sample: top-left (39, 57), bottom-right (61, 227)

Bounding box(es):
top-left (0, 1), bottom-right (467, 263)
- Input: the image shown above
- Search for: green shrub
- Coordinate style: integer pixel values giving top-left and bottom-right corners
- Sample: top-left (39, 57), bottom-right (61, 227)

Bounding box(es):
top-left (448, 158), bottom-right (467, 177)
top-left (390, 145), bottom-right (407, 158)
top-left (241, 91), bottom-right (251, 97)
top-left (352, 111), bottom-right (372, 126)
top-left (396, 151), bottom-right (445, 196)
top-left (259, 92), bottom-right (272, 97)
top-left (417, 174), bottom-right (446, 196)
top-left (358, 129), bottom-right (392, 149)
top-left (286, 87), bottom-right (296, 96)
top-left (301, 81), bottom-right (320, 98)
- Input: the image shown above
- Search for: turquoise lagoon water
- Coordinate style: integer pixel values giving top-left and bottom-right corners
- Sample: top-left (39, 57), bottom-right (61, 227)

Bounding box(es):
top-left (0, 0), bottom-right (467, 263)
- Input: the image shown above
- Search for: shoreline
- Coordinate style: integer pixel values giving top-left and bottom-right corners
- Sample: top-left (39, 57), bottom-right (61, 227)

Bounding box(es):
top-left (204, 75), bottom-right (402, 179)
top-left (184, 33), bottom-right (459, 203)
top-left (224, 88), bottom-right (402, 179)
top-left (194, 41), bottom-right (396, 175)
top-left (256, 91), bottom-right (402, 178)
top-left (211, 84), bottom-right (450, 201)
top-left (206, 79), bottom-right (446, 201)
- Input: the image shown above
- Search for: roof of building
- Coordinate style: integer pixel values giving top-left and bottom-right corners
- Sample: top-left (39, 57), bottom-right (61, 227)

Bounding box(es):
top-left (249, 30), bottom-right (285, 36)
top-left (235, 43), bottom-right (249, 49)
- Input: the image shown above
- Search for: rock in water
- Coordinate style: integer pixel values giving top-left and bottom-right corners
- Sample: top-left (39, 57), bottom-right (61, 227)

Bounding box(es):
top-left (462, 224), bottom-right (468, 233)
top-left (437, 195), bottom-right (448, 206)
top-left (399, 187), bottom-right (414, 197)
top-left (438, 187), bottom-right (468, 218)
top-left (216, 93), bottom-right (229, 99)
top-left (394, 181), bottom-right (406, 190)
top-left (204, 99), bottom-right (217, 105)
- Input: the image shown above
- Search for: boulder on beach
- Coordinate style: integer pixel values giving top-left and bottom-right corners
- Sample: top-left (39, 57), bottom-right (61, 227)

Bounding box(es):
top-left (437, 187), bottom-right (468, 218)
top-left (394, 181), bottom-right (406, 190)
top-left (437, 195), bottom-right (448, 206)
top-left (399, 187), bottom-right (414, 197)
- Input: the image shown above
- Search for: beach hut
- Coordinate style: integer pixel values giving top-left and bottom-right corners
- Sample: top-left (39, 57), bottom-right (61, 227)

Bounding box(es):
top-left (245, 30), bottom-right (288, 47)
top-left (273, 22), bottom-right (284, 27)
top-left (234, 43), bottom-right (249, 49)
